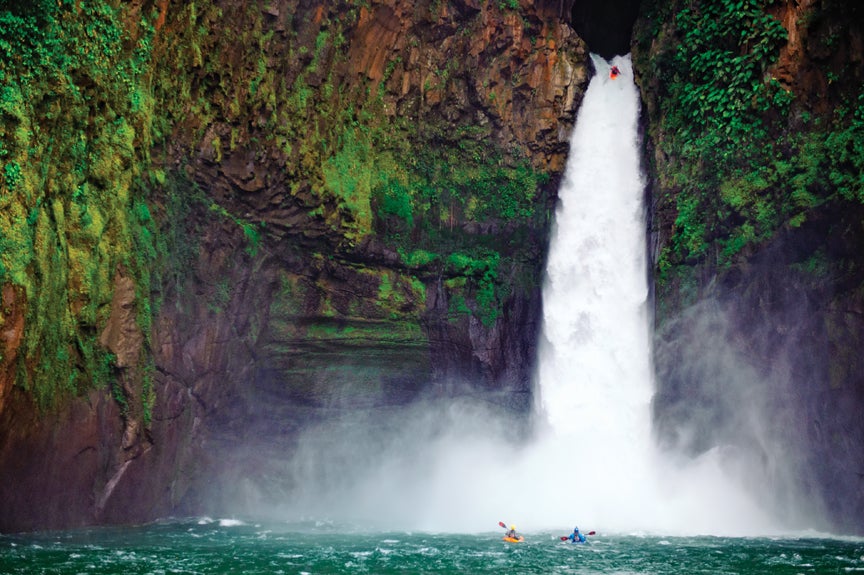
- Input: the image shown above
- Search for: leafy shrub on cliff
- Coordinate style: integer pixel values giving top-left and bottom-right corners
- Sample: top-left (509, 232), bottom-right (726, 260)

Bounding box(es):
top-left (826, 94), bottom-right (864, 203)
top-left (0, 0), bottom-right (61, 68)
top-left (655, 0), bottom-right (789, 265)
top-left (640, 0), bottom-right (864, 315)
top-left (669, 0), bottom-right (788, 143)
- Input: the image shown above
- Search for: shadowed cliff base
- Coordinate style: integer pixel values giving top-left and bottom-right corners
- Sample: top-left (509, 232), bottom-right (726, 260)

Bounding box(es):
top-left (571, 0), bottom-right (642, 58)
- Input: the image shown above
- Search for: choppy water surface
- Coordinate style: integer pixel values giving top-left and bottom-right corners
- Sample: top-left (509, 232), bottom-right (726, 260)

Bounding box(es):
top-left (1, 519), bottom-right (861, 574)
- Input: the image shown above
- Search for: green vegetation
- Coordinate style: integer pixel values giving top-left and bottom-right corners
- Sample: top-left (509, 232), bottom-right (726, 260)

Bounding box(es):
top-left (0, 0), bottom-right (155, 409)
top-left (637, 0), bottom-right (864, 300)
top-left (162, 0), bottom-right (551, 328)
top-left (0, 0), bottom-right (556, 413)
top-left (649, 0), bottom-right (789, 269)
top-left (669, 1), bottom-right (788, 142)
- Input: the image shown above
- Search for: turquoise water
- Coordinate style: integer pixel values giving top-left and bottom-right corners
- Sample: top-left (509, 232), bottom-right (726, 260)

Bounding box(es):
top-left (1, 519), bottom-right (861, 574)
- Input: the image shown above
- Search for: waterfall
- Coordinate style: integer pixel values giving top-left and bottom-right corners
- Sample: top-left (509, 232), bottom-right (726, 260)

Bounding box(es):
top-left (537, 54), bottom-right (652, 458)
top-left (534, 53), bottom-right (654, 525)
top-left (524, 54), bottom-right (780, 534)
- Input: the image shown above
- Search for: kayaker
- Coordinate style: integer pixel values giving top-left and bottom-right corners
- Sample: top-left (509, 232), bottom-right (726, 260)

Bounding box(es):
top-left (568, 526), bottom-right (586, 543)
top-left (506, 525), bottom-right (519, 539)
top-left (610, 65), bottom-right (620, 79)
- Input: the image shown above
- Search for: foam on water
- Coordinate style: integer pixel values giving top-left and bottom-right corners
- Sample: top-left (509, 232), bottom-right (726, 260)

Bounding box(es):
top-left (2, 524), bottom-right (860, 575)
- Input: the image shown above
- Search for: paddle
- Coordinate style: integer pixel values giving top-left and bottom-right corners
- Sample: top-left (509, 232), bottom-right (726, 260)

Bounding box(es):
top-left (559, 531), bottom-right (596, 541)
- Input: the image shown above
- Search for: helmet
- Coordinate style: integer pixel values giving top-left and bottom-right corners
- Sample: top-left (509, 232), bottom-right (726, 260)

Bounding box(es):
top-left (574, 527), bottom-right (579, 532)
top-left (510, 525), bottom-right (516, 530)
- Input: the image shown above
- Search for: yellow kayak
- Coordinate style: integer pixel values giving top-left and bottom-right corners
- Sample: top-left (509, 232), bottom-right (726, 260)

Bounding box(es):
top-left (502, 536), bottom-right (524, 543)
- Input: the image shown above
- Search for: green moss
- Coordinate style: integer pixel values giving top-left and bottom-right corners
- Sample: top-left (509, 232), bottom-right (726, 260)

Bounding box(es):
top-left (141, 362), bottom-right (155, 426)
top-left (207, 279), bottom-right (233, 314)
top-left (207, 200), bottom-right (264, 256)
top-left (0, 0), bottom-right (160, 409)
top-left (376, 272), bottom-right (401, 309)
top-left (399, 249), bottom-right (438, 268)
top-left (321, 126), bottom-right (378, 236)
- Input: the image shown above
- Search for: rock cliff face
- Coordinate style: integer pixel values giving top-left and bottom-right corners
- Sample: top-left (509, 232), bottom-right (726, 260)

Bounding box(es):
top-left (635, 0), bottom-right (864, 533)
top-left (6, 0), bottom-right (861, 536)
top-left (0, 0), bottom-right (588, 530)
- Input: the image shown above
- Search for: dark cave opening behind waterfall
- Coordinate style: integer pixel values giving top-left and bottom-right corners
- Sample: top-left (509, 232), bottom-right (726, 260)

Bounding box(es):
top-left (569, 0), bottom-right (642, 58)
